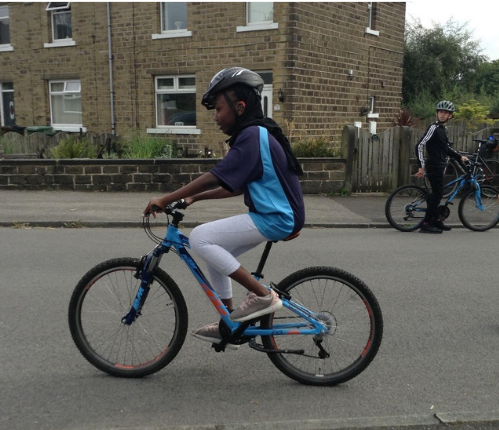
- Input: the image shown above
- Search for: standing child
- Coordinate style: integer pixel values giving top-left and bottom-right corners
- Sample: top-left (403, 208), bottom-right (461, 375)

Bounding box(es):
top-left (415, 100), bottom-right (467, 233)
top-left (143, 67), bottom-right (305, 347)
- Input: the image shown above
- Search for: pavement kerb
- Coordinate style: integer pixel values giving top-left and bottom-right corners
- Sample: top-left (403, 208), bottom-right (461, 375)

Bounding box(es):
top-left (107, 412), bottom-right (499, 430)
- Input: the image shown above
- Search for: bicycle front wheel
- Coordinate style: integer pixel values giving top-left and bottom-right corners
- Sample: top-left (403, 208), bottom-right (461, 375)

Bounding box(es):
top-left (260, 267), bottom-right (383, 386)
top-left (385, 185), bottom-right (428, 231)
top-left (68, 258), bottom-right (188, 377)
top-left (458, 185), bottom-right (499, 232)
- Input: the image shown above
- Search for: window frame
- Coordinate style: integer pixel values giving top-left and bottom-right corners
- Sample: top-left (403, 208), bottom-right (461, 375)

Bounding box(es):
top-left (365, 2), bottom-right (379, 36)
top-left (150, 74), bottom-right (199, 134)
top-left (49, 79), bottom-right (85, 132)
top-left (367, 96), bottom-right (379, 119)
top-left (0, 5), bottom-right (13, 51)
top-left (152, 2), bottom-right (192, 39)
top-left (237, 2), bottom-right (278, 33)
top-left (45, 2), bottom-right (76, 48)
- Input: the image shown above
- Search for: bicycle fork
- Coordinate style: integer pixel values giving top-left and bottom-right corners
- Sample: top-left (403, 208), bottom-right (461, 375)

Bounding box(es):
top-left (121, 246), bottom-right (163, 325)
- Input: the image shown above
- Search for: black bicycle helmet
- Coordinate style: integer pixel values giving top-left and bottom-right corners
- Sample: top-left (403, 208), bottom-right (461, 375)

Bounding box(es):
top-left (201, 67), bottom-right (264, 110)
top-left (435, 100), bottom-right (456, 112)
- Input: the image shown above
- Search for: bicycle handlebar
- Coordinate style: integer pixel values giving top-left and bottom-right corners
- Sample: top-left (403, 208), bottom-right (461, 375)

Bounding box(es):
top-left (150, 199), bottom-right (187, 215)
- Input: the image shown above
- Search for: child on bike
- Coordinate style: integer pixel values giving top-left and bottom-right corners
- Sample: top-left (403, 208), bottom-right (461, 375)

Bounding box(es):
top-left (143, 67), bottom-right (305, 347)
top-left (414, 100), bottom-right (468, 234)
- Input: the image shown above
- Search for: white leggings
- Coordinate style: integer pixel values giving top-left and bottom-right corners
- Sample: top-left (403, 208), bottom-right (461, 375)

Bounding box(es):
top-left (189, 214), bottom-right (267, 300)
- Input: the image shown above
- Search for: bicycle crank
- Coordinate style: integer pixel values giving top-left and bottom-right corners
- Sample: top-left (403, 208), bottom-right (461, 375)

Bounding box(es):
top-left (437, 204), bottom-right (451, 220)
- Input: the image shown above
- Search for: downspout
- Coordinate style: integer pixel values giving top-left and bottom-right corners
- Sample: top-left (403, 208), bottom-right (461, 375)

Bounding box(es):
top-left (107, 2), bottom-right (116, 135)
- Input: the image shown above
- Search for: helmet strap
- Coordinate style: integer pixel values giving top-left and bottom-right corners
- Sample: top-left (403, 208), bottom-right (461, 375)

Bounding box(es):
top-left (222, 91), bottom-right (239, 118)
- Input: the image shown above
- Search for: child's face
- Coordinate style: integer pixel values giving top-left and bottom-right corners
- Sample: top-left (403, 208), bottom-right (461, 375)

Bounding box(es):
top-left (213, 92), bottom-right (244, 135)
top-left (437, 110), bottom-right (453, 123)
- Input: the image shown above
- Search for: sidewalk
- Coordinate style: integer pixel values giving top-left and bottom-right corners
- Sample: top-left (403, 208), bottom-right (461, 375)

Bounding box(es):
top-left (0, 190), bottom-right (390, 228)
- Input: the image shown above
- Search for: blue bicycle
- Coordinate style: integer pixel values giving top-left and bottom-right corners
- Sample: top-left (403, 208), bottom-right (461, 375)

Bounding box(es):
top-left (68, 201), bottom-right (383, 386)
top-left (385, 159), bottom-right (499, 232)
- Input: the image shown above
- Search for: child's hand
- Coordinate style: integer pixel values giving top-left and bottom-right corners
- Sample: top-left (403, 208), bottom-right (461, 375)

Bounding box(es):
top-left (414, 167), bottom-right (425, 178)
top-left (143, 198), bottom-right (165, 218)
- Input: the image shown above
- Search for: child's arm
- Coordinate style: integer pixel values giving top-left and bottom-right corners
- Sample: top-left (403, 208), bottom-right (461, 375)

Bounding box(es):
top-left (144, 172), bottom-right (221, 215)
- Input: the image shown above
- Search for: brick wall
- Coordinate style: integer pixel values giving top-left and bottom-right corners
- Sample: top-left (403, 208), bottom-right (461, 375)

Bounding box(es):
top-left (1, 2), bottom-right (405, 153)
top-left (0, 158), bottom-right (346, 194)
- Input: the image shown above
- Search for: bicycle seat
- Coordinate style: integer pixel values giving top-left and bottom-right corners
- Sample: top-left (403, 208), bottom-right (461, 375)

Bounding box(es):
top-left (283, 231), bottom-right (301, 242)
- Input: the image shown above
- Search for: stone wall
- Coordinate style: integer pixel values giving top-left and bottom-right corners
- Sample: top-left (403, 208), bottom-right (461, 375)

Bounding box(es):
top-left (0, 158), bottom-right (346, 194)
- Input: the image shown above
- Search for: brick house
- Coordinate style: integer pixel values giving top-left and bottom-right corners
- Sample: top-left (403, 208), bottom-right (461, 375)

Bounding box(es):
top-left (0, 2), bottom-right (406, 154)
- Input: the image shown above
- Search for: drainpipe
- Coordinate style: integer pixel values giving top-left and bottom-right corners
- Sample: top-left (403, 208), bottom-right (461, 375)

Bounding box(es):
top-left (107, 2), bottom-right (116, 135)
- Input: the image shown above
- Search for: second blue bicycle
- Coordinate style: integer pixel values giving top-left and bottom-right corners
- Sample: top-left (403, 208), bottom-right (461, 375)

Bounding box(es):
top-left (385, 159), bottom-right (499, 232)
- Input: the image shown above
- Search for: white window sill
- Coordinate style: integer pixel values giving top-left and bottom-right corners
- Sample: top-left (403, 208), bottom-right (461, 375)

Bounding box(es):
top-left (0, 44), bottom-right (14, 52)
top-left (367, 113), bottom-right (379, 119)
top-left (236, 22), bottom-right (278, 33)
top-left (152, 30), bottom-right (192, 39)
top-left (365, 27), bottom-right (379, 36)
top-left (52, 125), bottom-right (87, 133)
top-left (147, 127), bottom-right (201, 135)
top-left (44, 39), bottom-right (76, 48)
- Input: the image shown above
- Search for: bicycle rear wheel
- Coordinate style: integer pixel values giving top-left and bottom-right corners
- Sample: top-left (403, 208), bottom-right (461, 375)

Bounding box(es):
top-left (424, 161), bottom-right (459, 198)
top-left (385, 185), bottom-right (428, 231)
top-left (483, 159), bottom-right (499, 188)
top-left (68, 258), bottom-right (188, 377)
top-left (260, 267), bottom-right (383, 386)
top-left (458, 185), bottom-right (499, 232)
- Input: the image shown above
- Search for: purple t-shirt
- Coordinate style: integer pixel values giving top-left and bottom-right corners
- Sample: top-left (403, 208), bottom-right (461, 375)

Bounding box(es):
top-left (211, 126), bottom-right (304, 239)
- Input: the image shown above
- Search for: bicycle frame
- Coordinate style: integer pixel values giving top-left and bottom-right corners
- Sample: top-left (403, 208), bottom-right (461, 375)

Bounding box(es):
top-left (124, 210), bottom-right (329, 342)
top-left (416, 165), bottom-right (486, 216)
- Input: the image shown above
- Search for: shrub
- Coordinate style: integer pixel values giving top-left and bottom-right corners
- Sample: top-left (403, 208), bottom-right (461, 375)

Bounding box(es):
top-left (50, 136), bottom-right (97, 159)
top-left (121, 132), bottom-right (176, 158)
top-left (393, 108), bottom-right (420, 127)
top-left (454, 99), bottom-right (495, 127)
top-left (292, 136), bottom-right (338, 157)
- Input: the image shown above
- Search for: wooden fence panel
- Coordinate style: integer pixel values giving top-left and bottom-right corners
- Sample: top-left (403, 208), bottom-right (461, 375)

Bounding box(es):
top-left (0, 131), bottom-right (116, 158)
top-left (353, 128), bottom-right (395, 193)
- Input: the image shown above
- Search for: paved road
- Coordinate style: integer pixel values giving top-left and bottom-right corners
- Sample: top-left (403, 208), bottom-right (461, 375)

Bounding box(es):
top-left (1, 227), bottom-right (499, 430)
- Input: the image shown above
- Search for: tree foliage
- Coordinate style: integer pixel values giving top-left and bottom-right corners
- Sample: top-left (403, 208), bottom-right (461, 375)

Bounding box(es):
top-left (403, 19), bottom-right (486, 107)
top-left (474, 60), bottom-right (499, 111)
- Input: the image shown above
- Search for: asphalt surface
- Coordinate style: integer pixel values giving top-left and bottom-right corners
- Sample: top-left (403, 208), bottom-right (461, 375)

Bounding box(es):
top-left (2, 189), bottom-right (498, 430)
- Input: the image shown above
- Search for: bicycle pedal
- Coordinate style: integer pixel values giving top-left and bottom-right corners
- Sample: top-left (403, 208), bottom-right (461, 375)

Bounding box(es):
top-left (212, 343), bottom-right (226, 352)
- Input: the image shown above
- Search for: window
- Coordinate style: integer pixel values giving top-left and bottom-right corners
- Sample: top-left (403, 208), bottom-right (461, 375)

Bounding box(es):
top-left (0, 5), bottom-right (13, 51)
top-left (247, 2), bottom-right (273, 25)
top-left (365, 2), bottom-right (379, 36)
top-left (49, 80), bottom-right (84, 131)
top-left (45, 2), bottom-right (75, 46)
top-left (368, 96), bottom-right (375, 114)
top-left (152, 2), bottom-right (191, 39)
top-left (0, 82), bottom-right (15, 126)
top-left (367, 96), bottom-right (379, 119)
top-left (155, 75), bottom-right (196, 128)
top-left (161, 2), bottom-right (187, 31)
top-left (237, 2), bottom-right (278, 32)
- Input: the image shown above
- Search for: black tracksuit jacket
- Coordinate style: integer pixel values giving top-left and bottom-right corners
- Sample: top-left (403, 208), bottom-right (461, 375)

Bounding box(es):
top-left (415, 121), bottom-right (462, 169)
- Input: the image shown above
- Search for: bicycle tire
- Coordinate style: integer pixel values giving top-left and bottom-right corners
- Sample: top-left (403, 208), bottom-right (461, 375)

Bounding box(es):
top-left (483, 159), bottom-right (499, 188)
top-left (68, 258), bottom-right (188, 377)
top-left (458, 185), bottom-right (499, 232)
top-left (385, 185), bottom-right (428, 232)
top-left (260, 267), bottom-right (383, 386)
top-left (424, 161), bottom-right (459, 198)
